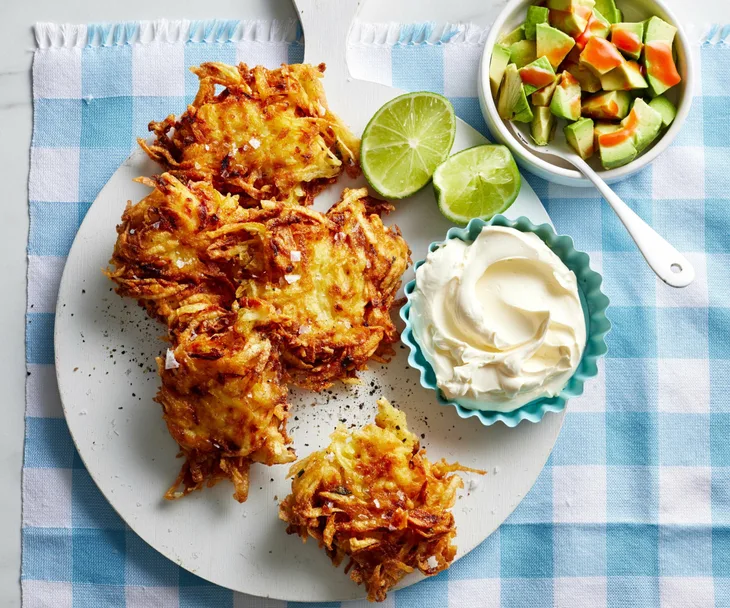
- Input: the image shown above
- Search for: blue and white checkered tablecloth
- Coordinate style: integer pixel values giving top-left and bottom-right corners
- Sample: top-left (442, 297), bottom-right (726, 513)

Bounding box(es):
top-left (24, 17), bottom-right (730, 608)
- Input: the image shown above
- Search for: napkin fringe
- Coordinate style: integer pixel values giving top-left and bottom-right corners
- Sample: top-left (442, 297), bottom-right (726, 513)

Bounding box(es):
top-left (701, 23), bottom-right (730, 44)
top-left (35, 19), bottom-right (303, 50)
top-left (349, 20), bottom-right (489, 47)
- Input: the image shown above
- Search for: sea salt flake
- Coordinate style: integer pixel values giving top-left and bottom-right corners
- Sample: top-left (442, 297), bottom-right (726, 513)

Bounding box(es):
top-left (175, 259), bottom-right (185, 268)
top-left (290, 250), bottom-right (301, 262)
top-left (284, 274), bottom-right (300, 284)
top-left (152, 221), bottom-right (160, 229)
top-left (165, 349), bottom-right (180, 370)
top-left (128, 228), bottom-right (135, 234)
top-left (373, 498), bottom-right (380, 508)
top-left (426, 556), bottom-right (439, 569)
top-left (467, 477), bottom-right (480, 492)
top-left (249, 138), bottom-right (261, 149)
top-left (298, 325), bottom-right (311, 335)
top-left (325, 451), bottom-right (334, 462)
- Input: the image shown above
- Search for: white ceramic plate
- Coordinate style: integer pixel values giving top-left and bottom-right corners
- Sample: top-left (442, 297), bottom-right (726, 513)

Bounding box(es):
top-left (54, 0), bottom-right (564, 601)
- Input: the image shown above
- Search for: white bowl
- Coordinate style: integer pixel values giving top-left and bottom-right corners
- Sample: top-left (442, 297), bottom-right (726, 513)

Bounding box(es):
top-left (478, 0), bottom-right (693, 187)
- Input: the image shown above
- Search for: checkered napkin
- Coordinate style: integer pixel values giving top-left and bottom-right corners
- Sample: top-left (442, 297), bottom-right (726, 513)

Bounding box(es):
top-left (24, 17), bottom-right (730, 608)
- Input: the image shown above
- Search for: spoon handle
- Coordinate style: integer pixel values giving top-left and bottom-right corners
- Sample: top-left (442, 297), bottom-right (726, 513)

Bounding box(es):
top-left (571, 156), bottom-right (695, 288)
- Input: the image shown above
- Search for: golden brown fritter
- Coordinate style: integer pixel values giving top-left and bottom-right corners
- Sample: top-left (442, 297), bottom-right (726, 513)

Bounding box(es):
top-left (107, 174), bottom-right (409, 501)
top-left (279, 399), bottom-right (484, 602)
top-left (140, 62), bottom-right (360, 207)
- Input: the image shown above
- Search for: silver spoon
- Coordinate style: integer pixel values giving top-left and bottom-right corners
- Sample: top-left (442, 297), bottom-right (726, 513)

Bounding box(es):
top-left (506, 121), bottom-right (695, 288)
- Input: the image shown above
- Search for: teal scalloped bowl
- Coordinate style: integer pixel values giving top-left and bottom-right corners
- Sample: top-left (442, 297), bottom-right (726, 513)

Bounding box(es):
top-left (400, 215), bottom-right (611, 427)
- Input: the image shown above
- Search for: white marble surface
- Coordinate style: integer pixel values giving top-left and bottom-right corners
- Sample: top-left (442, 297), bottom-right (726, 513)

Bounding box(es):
top-left (0, 1), bottom-right (724, 606)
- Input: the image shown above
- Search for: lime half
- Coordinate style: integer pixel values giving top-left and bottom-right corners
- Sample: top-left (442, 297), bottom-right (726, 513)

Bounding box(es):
top-left (361, 92), bottom-right (456, 199)
top-left (433, 145), bottom-right (521, 224)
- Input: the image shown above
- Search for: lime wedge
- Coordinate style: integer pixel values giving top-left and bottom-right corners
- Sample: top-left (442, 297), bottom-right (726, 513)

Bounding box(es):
top-left (433, 145), bottom-right (521, 224)
top-left (361, 92), bottom-right (456, 199)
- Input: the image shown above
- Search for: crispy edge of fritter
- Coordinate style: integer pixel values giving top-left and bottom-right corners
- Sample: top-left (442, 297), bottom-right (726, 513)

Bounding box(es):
top-left (138, 62), bottom-right (360, 205)
top-left (278, 398), bottom-right (485, 601)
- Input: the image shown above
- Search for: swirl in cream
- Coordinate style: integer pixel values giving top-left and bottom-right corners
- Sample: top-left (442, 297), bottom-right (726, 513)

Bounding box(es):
top-left (410, 226), bottom-right (586, 412)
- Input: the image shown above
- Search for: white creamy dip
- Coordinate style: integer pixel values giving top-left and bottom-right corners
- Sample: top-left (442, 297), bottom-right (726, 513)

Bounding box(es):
top-left (410, 226), bottom-right (586, 412)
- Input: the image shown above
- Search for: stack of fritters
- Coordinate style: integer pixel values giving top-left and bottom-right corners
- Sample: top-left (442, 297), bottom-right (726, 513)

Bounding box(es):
top-left (279, 398), bottom-right (483, 601)
top-left (140, 62), bottom-right (360, 207)
top-left (108, 170), bottom-right (409, 501)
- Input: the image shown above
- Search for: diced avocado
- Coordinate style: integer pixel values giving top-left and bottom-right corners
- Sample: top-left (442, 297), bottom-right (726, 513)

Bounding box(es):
top-left (565, 117), bottom-right (595, 159)
top-left (510, 40), bottom-right (537, 69)
top-left (594, 0), bottom-right (621, 24)
top-left (550, 71), bottom-right (582, 121)
top-left (622, 97), bottom-right (663, 153)
top-left (598, 129), bottom-right (637, 169)
top-left (594, 121), bottom-right (622, 149)
top-left (579, 36), bottom-right (624, 76)
top-left (532, 79), bottom-right (558, 106)
top-left (550, 7), bottom-right (591, 38)
top-left (610, 22), bottom-right (645, 60)
top-left (600, 60), bottom-right (648, 90)
top-left (648, 95), bottom-right (677, 127)
top-left (581, 90), bottom-right (632, 119)
top-left (546, 0), bottom-right (595, 11)
top-left (574, 9), bottom-right (611, 51)
top-left (564, 60), bottom-right (602, 92)
top-left (525, 6), bottom-right (550, 41)
top-left (498, 64), bottom-right (534, 123)
top-left (499, 25), bottom-right (526, 46)
top-left (531, 106), bottom-right (557, 145)
top-left (490, 44), bottom-right (512, 97)
top-left (643, 16), bottom-right (681, 97)
top-left (536, 23), bottom-right (576, 69)
top-left (519, 56), bottom-right (557, 96)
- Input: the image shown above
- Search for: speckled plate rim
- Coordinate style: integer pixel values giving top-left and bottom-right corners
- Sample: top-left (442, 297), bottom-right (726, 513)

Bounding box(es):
top-left (400, 215), bottom-right (612, 427)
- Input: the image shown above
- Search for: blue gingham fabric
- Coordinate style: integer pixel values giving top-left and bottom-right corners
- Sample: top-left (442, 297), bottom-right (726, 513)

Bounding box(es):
top-left (24, 17), bottom-right (730, 608)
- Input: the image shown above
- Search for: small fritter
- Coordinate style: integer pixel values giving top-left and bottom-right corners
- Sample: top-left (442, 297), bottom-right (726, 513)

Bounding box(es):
top-left (107, 175), bottom-right (409, 501)
top-left (238, 187), bottom-right (410, 390)
top-left (140, 62), bottom-right (360, 207)
top-left (279, 399), bottom-right (484, 602)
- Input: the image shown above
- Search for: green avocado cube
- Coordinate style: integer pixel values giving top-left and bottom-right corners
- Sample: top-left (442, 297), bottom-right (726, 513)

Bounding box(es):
top-left (610, 22), bottom-right (645, 60)
top-left (574, 9), bottom-right (611, 51)
top-left (536, 23), bottom-right (576, 69)
top-left (564, 60), bottom-right (602, 92)
top-left (550, 8), bottom-right (591, 38)
top-left (579, 36), bottom-right (624, 76)
top-left (546, 0), bottom-right (595, 11)
top-left (550, 71), bottom-right (582, 121)
top-left (519, 56), bottom-right (557, 96)
top-left (593, 120), bottom-right (622, 149)
top-left (598, 129), bottom-right (637, 169)
top-left (498, 63), bottom-right (534, 123)
top-left (490, 44), bottom-right (512, 97)
top-left (531, 106), bottom-right (557, 145)
top-left (643, 16), bottom-right (681, 97)
top-left (532, 79), bottom-right (559, 106)
top-left (510, 39), bottom-right (537, 69)
top-left (565, 117), bottom-right (595, 159)
top-left (622, 97), bottom-right (663, 153)
top-left (648, 95), bottom-right (677, 127)
top-left (600, 60), bottom-right (648, 90)
top-left (499, 25), bottom-right (526, 46)
top-left (525, 6), bottom-right (550, 41)
top-left (594, 0), bottom-right (621, 24)
top-left (581, 90), bottom-right (632, 120)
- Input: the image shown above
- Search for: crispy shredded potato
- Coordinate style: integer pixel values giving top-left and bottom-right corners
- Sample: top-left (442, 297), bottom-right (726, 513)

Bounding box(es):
top-left (139, 62), bottom-right (360, 206)
top-left (107, 174), bottom-right (409, 501)
top-left (279, 398), bottom-right (485, 602)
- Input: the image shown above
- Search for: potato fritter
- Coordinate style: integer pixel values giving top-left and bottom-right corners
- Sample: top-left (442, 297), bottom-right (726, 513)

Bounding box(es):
top-left (140, 62), bottom-right (360, 207)
top-left (279, 399), bottom-right (484, 602)
top-left (107, 174), bottom-right (409, 501)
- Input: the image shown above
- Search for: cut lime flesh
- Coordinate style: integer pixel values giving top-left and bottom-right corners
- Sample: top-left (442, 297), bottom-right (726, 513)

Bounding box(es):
top-left (433, 145), bottom-right (522, 224)
top-left (361, 92), bottom-right (456, 199)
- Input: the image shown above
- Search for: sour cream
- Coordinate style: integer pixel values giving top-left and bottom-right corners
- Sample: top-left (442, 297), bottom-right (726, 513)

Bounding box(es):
top-left (410, 226), bottom-right (585, 412)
